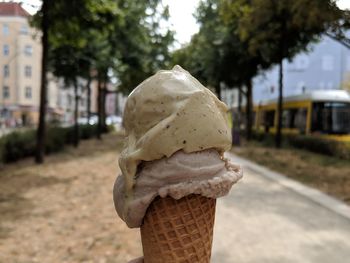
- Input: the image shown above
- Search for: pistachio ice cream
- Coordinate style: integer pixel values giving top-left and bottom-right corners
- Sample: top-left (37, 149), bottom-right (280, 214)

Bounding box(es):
top-left (114, 65), bottom-right (242, 228)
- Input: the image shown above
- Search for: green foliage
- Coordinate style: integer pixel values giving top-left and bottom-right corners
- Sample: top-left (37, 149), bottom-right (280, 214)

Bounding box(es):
top-left (80, 124), bottom-right (98, 140)
top-left (31, 0), bottom-right (174, 94)
top-left (0, 125), bottom-right (105, 164)
top-left (172, 0), bottom-right (270, 95)
top-left (45, 126), bottom-right (68, 153)
top-left (287, 135), bottom-right (350, 160)
top-left (223, 0), bottom-right (346, 63)
top-left (172, 0), bottom-right (229, 89)
top-left (0, 130), bottom-right (36, 163)
top-left (113, 1), bottom-right (174, 94)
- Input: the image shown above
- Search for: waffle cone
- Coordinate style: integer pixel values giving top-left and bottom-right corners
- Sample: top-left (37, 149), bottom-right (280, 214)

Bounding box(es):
top-left (140, 194), bottom-right (216, 263)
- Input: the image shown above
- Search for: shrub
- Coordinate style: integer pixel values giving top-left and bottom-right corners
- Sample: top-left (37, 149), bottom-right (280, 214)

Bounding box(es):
top-left (63, 126), bottom-right (75, 145)
top-left (0, 130), bottom-right (36, 162)
top-left (0, 124), bottom-right (104, 164)
top-left (80, 124), bottom-right (97, 140)
top-left (251, 131), bottom-right (350, 160)
top-left (46, 126), bottom-right (69, 154)
top-left (286, 135), bottom-right (350, 160)
top-left (251, 131), bottom-right (277, 147)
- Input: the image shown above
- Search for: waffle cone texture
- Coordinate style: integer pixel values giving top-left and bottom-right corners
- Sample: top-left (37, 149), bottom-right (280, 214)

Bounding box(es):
top-left (140, 194), bottom-right (216, 263)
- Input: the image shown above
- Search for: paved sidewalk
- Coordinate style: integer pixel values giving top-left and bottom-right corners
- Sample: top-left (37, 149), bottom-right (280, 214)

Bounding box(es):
top-left (212, 153), bottom-right (350, 263)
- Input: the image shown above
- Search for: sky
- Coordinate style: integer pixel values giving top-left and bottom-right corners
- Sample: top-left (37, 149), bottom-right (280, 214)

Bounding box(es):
top-left (12, 0), bottom-right (350, 46)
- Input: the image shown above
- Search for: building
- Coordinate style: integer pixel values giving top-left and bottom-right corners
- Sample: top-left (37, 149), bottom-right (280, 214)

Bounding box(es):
top-left (0, 2), bottom-right (45, 127)
top-left (252, 35), bottom-right (350, 103)
top-left (220, 35), bottom-right (350, 109)
top-left (56, 77), bottom-right (92, 125)
top-left (0, 2), bottom-right (100, 128)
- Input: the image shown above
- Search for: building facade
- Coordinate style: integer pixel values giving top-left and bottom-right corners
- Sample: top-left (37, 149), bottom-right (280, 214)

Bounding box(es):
top-left (252, 35), bottom-right (350, 103)
top-left (0, 2), bottom-right (44, 127)
top-left (220, 35), bottom-right (350, 108)
top-left (56, 77), bottom-right (94, 125)
top-left (0, 3), bottom-right (101, 128)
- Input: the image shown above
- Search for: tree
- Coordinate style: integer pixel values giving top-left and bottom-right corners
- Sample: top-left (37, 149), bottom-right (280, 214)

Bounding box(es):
top-left (173, 0), bottom-right (270, 140)
top-left (325, 9), bottom-right (350, 49)
top-left (35, 0), bottom-right (49, 163)
top-left (33, 0), bottom-right (174, 144)
top-left (45, 1), bottom-right (100, 146)
top-left (230, 0), bottom-right (347, 147)
top-left (113, 1), bottom-right (174, 95)
top-left (32, 0), bottom-right (114, 147)
top-left (95, 0), bottom-right (174, 136)
top-left (50, 45), bottom-right (90, 147)
top-left (219, 0), bottom-right (271, 140)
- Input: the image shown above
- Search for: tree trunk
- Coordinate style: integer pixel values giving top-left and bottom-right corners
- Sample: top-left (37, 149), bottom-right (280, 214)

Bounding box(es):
top-left (73, 79), bottom-right (80, 147)
top-left (97, 73), bottom-right (102, 139)
top-left (276, 58), bottom-right (283, 148)
top-left (102, 80), bottom-right (107, 133)
top-left (86, 73), bottom-right (92, 124)
top-left (115, 91), bottom-right (120, 116)
top-left (245, 79), bottom-right (253, 141)
top-left (35, 0), bottom-right (49, 164)
top-left (215, 83), bottom-right (221, 100)
top-left (238, 86), bottom-right (242, 114)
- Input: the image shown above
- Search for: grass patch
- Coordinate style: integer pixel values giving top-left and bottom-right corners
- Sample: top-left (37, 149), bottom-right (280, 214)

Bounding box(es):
top-left (232, 140), bottom-right (350, 204)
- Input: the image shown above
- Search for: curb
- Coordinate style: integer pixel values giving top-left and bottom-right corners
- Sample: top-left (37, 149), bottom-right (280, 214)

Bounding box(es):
top-left (227, 152), bottom-right (350, 221)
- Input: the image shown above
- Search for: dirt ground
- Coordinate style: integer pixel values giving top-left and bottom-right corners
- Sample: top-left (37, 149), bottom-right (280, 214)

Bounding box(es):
top-left (232, 141), bottom-right (350, 204)
top-left (0, 133), bottom-right (142, 263)
top-left (2, 132), bottom-right (349, 263)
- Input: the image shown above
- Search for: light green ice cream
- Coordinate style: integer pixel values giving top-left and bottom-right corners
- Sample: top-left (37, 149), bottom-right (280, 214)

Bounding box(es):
top-left (119, 65), bottom-right (232, 196)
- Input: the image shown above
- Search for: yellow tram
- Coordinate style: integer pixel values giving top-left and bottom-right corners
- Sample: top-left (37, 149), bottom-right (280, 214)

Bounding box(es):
top-left (253, 90), bottom-right (350, 142)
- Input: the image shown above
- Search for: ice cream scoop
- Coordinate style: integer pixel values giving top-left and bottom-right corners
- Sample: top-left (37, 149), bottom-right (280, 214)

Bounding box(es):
top-left (115, 149), bottom-right (242, 227)
top-left (118, 65), bottom-right (233, 221)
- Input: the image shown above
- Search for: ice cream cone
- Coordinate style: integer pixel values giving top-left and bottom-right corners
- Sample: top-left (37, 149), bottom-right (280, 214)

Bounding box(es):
top-left (140, 194), bottom-right (216, 263)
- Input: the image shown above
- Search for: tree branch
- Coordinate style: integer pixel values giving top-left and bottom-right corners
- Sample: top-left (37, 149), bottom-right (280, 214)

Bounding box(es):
top-left (325, 32), bottom-right (350, 50)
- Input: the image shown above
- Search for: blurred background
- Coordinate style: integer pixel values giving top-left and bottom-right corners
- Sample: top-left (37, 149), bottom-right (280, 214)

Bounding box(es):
top-left (0, 0), bottom-right (350, 262)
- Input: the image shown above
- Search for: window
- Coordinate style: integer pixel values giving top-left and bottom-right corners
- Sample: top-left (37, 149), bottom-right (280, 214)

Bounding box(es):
top-left (322, 55), bottom-right (334, 71)
top-left (282, 109), bottom-right (297, 129)
top-left (259, 110), bottom-right (275, 131)
top-left (3, 86), bottom-right (9, 98)
top-left (3, 24), bottom-right (9, 36)
top-left (312, 102), bottom-right (350, 134)
top-left (282, 108), bottom-right (307, 132)
top-left (24, 45), bottom-right (33, 56)
top-left (295, 56), bottom-right (309, 70)
top-left (3, 65), bottom-right (9, 77)
top-left (270, 86), bottom-right (275, 94)
top-left (295, 108), bottom-right (307, 133)
top-left (3, 44), bottom-right (9, 56)
top-left (347, 57), bottom-right (350, 71)
top-left (67, 94), bottom-right (72, 106)
top-left (20, 25), bottom-right (28, 35)
top-left (25, 65), bottom-right (32, 77)
top-left (25, 86), bottom-right (32, 98)
top-left (265, 110), bottom-right (275, 128)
